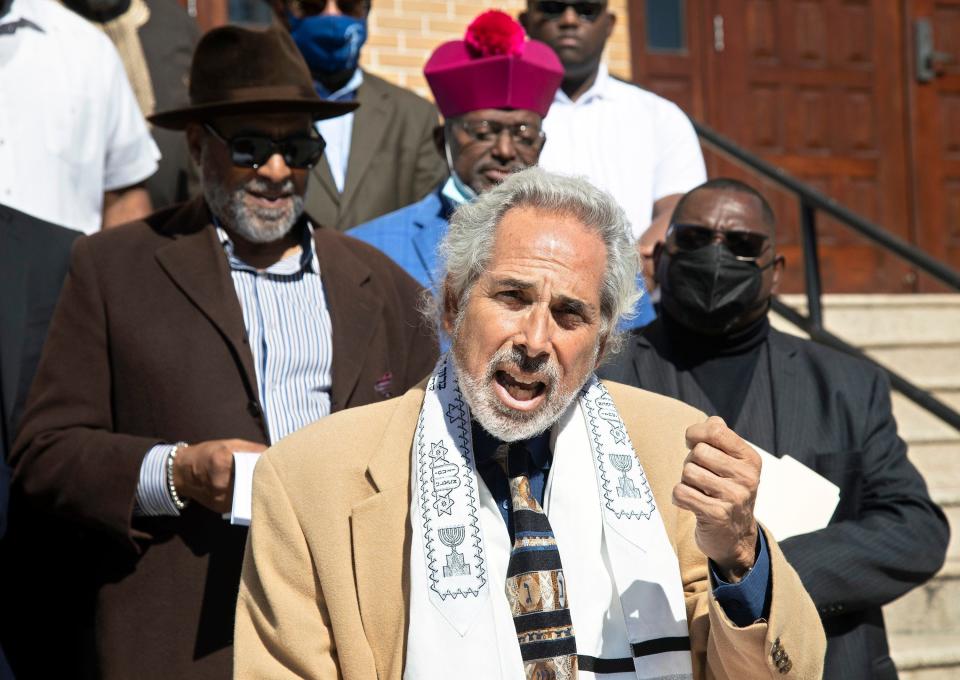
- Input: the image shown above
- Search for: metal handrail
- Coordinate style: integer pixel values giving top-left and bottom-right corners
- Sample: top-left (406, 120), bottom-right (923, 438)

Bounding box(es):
top-left (691, 118), bottom-right (960, 432)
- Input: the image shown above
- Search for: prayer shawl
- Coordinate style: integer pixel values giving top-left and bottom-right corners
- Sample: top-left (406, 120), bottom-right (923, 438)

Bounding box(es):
top-left (406, 357), bottom-right (693, 680)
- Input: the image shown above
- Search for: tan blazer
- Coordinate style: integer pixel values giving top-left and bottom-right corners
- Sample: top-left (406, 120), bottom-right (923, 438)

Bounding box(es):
top-left (304, 72), bottom-right (448, 232)
top-left (235, 381), bottom-right (826, 679)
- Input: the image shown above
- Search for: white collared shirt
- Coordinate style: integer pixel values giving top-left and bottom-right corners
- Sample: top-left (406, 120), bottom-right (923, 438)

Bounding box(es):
top-left (315, 68), bottom-right (363, 194)
top-left (0, 0), bottom-right (159, 234)
top-left (537, 64), bottom-right (706, 241)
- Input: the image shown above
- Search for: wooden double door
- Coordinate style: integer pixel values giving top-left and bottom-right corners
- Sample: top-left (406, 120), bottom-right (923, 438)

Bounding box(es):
top-left (630, 0), bottom-right (960, 293)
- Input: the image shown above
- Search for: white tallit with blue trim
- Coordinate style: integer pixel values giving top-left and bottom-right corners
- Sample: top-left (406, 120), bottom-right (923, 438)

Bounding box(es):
top-left (405, 357), bottom-right (693, 680)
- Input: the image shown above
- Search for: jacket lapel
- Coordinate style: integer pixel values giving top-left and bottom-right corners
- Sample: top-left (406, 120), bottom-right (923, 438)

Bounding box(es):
top-left (768, 329), bottom-right (805, 459)
top-left (0, 222), bottom-right (26, 434)
top-left (309, 155), bottom-right (340, 209)
top-left (339, 78), bottom-right (390, 218)
top-left (154, 200), bottom-right (259, 400)
top-left (630, 326), bottom-right (683, 397)
top-left (410, 192), bottom-right (449, 290)
top-left (351, 385), bottom-right (424, 679)
top-left (313, 227), bottom-right (383, 410)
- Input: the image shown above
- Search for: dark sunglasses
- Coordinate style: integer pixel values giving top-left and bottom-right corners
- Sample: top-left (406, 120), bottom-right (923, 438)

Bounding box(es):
top-left (670, 223), bottom-right (770, 260)
top-left (288, 0), bottom-right (368, 18)
top-left (204, 124), bottom-right (326, 169)
top-left (535, 0), bottom-right (605, 21)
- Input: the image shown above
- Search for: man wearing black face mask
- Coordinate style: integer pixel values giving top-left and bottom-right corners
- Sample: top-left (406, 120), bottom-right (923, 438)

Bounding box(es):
top-left (599, 178), bottom-right (950, 680)
top-left (268, 0), bottom-right (448, 231)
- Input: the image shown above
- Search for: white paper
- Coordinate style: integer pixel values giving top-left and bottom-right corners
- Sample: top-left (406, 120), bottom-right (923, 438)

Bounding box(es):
top-left (751, 443), bottom-right (840, 541)
top-left (224, 452), bottom-right (262, 526)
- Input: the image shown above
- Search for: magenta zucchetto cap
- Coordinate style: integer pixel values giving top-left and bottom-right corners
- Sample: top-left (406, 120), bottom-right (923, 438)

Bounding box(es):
top-left (424, 10), bottom-right (564, 119)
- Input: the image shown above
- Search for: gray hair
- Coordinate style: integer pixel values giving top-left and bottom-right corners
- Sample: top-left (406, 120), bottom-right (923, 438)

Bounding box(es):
top-left (426, 167), bottom-right (641, 356)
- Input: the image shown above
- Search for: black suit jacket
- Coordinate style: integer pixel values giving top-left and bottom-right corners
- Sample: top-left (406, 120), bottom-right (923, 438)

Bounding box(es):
top-left (304, 71), bottom-right (447, 232)
top-left (7, 197), bottom-right (438, 679)
top-left (599, 319), bottom-right (950, 680)
top-left (0, 205), bottom-right (78, 680)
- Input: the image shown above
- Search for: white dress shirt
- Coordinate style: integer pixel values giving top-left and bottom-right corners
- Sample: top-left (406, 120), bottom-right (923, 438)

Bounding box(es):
top-left (537, 64), bottom-right (707, 241)
top-left (315, 68), bottom-right (363, 194)
top-left (0, 0), bottom-right (159, 234)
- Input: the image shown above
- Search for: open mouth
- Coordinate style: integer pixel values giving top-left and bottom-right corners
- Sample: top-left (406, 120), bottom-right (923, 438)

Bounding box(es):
top-left (493, 370), bottom-right (546, 411)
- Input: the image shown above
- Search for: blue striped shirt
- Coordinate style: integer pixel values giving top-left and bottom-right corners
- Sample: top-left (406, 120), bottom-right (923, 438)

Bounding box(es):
top-left (136, 224), bottom-right (334, 516)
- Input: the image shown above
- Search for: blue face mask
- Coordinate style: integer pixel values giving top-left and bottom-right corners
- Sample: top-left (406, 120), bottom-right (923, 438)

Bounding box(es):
top-left (288, 14), bottom-right (367, 76)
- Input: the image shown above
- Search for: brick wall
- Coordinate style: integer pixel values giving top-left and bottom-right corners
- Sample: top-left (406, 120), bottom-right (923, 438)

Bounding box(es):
top-left (359, 1), bottom-right (632, 99)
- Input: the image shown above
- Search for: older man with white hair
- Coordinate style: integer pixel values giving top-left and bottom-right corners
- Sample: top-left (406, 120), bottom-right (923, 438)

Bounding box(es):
top-left (235, 167), bottom-right (826, 680)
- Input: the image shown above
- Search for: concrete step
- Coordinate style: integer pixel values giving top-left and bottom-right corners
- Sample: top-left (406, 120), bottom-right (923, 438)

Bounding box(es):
top-left (884, 560), bottom-right (960, 636)
top-left (892, 393), bottom-right (960, 443)
top-left (866, 347), bottom-right (960, 390)
top-left (908, 441), bottom-right (960, 502)
top-left (890, 632), bottom-right (960, 679)
top-left (776, 294), bottom-right (960, 347)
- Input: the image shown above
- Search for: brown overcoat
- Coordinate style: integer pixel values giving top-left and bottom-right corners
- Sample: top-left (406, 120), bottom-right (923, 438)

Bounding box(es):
top-left (8, 196), bottom-right (439, 679)
top-left (235, 381), bottom-right (827, 679)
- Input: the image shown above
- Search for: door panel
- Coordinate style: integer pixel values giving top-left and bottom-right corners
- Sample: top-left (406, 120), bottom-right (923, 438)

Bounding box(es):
top-left (906, 0), bottom-right (960, 289)
top-left (630, 0), bottom-right (917, 293)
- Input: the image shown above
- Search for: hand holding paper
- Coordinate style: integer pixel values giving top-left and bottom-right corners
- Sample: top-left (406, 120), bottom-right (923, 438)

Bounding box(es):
top-left (172, 438), bottom-right (267, 513)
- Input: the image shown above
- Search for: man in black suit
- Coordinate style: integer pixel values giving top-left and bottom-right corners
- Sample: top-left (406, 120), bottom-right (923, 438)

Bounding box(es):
top-left (0, 205), bottom-right (79, 680)
top-left (599, 178), bottom-right (950, 680)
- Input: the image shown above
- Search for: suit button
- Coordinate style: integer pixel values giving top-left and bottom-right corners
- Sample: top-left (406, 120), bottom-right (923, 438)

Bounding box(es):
top-left (247, 401), bottom-right (262, 418)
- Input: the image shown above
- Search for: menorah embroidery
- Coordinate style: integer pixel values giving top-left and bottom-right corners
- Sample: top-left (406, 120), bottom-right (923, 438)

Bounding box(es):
top-left (439, 525), bottom-right (471, 577)
top-left (609, 453), bottom-right (642, 499)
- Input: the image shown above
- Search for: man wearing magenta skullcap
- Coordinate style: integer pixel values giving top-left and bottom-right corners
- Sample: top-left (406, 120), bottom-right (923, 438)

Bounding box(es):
top-left (347, 10), bottom-right (563, 292)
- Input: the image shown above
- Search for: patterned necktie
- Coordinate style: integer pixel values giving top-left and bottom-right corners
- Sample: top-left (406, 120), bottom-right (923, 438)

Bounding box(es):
top-left (504, 442), bottom-right (578, 680)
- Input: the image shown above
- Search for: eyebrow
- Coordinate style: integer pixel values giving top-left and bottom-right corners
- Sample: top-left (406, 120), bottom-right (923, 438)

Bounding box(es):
top-left (493, 278), bottom-right (596, 317)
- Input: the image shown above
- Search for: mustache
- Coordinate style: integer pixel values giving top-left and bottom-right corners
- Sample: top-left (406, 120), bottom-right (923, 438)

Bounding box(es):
top-left (478, 161), bottom-right (530, 175)
top-left (243, 177), bottom-right (296, 197)
top-left (486, 346), bottom-right (559, 384)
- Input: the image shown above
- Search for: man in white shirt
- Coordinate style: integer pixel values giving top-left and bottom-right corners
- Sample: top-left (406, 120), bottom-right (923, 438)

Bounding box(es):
top-left (520, 1), bottom-right (706, 266)
top-left (0, 0), bottom-right (159, 233)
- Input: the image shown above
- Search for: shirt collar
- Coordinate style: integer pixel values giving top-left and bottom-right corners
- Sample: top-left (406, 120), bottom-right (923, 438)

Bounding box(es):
top-left (314, 68), bottom-right (364, 101)
top-left (2, 0), bottom-right (44, 31)
top-left (553, 63), bottom-right (611, 106)
top-left (471, 420), bottom-right (552, 473)
top-left (215, 219), bottom-right (318, 276)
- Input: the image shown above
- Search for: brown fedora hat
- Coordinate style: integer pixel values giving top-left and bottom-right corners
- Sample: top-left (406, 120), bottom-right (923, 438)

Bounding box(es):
top-left (149, 21), bottom-right (357, 130)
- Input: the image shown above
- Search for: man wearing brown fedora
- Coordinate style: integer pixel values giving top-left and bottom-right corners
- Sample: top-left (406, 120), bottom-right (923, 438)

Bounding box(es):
top-left (7, 22), bottom-right (438, 680)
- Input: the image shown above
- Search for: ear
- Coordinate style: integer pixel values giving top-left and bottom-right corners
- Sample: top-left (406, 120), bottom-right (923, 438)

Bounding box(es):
top-left (604, 9), bottom-right (616, 40)
top-left (441, 278), bottom-right (460, 336)
top-left (651, 241), bottom-right (665, 286)
top-left (185, 123), bottom-right (205, 166)
top-left (432, 124), bottom-right (446, 157)
top-left (595, 333), bottom-right (609, 367)
top-left (770, 254), bottom-right (786, 295)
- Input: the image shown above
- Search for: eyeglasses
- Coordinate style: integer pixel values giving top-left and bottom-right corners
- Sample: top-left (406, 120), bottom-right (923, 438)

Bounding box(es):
top-left (669, 223), bottom-right (771, 260)
top-left (534, 0), bottom-right (606, 21)
top-left (455, 120), bottom-right (546, 149)
top-left (287, 0), bottom-right (368, 19)
top-left (204, 124), bottom-right (326, 169)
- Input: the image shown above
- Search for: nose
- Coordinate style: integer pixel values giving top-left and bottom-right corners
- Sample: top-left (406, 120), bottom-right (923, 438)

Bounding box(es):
top-left (256, 153), bottom-right (293, 183)
top-left (558, 5), bottom-right (580, 26)
top-left (490, 129), bottom-right (518, 163)
top-left (516, 303), bottom-right (552, 360)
